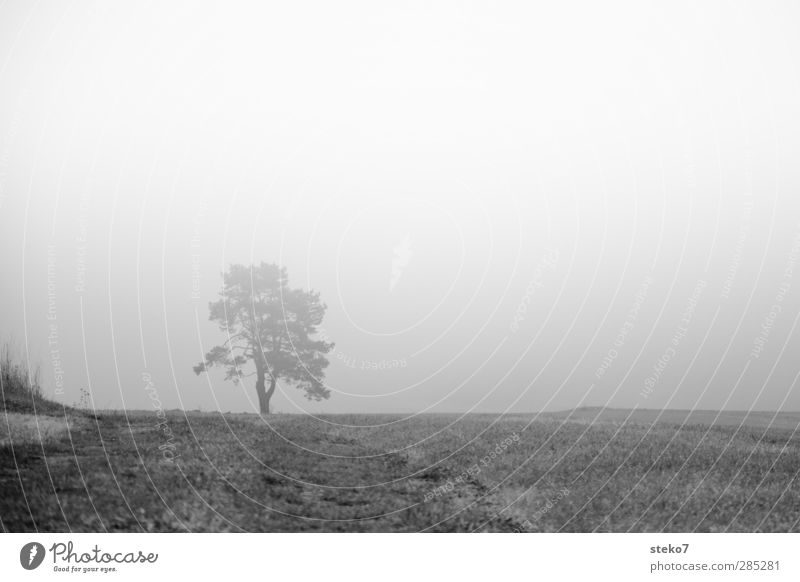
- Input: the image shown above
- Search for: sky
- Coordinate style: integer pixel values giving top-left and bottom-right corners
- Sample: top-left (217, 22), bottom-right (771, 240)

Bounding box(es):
top-left (2, 0), bottom-right (800, 414)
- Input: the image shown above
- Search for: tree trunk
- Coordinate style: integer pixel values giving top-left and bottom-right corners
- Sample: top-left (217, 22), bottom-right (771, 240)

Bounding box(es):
top-left (254, 355), bottom-right (269, 415)
top-left (264, 376), bottom-right (277, 415)
top-left (255, 373), bottom-right (268, 414)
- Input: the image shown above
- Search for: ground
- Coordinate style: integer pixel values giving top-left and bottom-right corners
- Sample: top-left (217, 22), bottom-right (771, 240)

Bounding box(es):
top-left (2, 405), bottom-right (800, 532)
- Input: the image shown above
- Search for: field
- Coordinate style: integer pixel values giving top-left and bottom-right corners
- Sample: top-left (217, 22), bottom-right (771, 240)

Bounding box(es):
top-left (3, 396), bottom-right (800, 532)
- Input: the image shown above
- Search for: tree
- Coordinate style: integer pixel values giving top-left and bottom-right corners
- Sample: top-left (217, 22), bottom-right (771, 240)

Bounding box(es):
top-left (194, 262), bottom-right (333, 414)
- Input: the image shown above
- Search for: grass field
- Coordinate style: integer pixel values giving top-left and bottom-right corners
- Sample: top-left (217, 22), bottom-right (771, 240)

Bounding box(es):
top-left (3, 399), bottom-right (800, 532)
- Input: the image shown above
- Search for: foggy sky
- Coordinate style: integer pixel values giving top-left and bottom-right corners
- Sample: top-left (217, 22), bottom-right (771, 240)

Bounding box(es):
top-left (2, 0), bottom-right (800, 414)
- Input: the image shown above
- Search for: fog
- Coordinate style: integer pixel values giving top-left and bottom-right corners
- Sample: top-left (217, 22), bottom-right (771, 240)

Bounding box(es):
top-left (2, 0), bottom-right (800, 414)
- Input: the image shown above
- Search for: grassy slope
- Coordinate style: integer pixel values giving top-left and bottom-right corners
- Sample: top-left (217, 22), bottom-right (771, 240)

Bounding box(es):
top-left (2, 408), bottom-right (800, 532)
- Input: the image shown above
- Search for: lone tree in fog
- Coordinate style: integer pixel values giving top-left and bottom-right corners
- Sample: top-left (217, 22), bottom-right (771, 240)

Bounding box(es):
top-left (194, 262), bottom-right (333, 414)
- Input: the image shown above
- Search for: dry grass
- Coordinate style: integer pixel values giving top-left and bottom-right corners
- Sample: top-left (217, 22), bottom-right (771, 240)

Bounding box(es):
top-left (0, 342), bottom-right (41, 398)
top-left (0, 413), bottom-right (72, 448)
top-left (0, 341), bottom-right (62, 416)
top-left (2, 408), bottom-right (799, 532)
